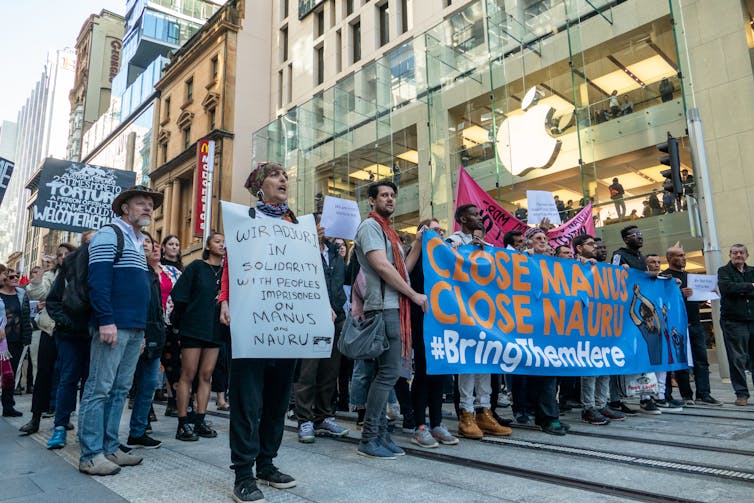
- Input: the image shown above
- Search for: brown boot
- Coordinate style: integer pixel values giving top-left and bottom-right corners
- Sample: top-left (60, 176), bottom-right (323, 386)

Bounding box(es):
top-left (457, 410), bottom-right (483, 439)
top-left (476, 408), bottom-right (512, 436)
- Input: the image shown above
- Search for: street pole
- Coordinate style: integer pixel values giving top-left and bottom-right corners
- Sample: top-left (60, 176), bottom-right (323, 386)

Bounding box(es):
top-left (686, 108), bottom-right (729, 379)
top-left (203, 140), bottom-right (216, 246)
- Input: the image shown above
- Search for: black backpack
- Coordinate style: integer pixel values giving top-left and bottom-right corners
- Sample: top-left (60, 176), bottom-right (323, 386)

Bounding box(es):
top-left (62, 224), bottom-right (125, 319)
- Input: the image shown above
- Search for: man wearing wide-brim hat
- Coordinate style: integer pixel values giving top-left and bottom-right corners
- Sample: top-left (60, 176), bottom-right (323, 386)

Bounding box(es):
top-left (77, 185), bottom-right (163, 476)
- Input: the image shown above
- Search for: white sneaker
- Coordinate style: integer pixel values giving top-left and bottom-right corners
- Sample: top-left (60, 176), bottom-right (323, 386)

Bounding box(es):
top-left (298, 421), bottom-right (315, 443)
top-left (386, 402), bottom-right (401, 422)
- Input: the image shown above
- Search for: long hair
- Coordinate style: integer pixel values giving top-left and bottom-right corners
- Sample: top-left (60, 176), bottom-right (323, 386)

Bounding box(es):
top-left (202, 231), bottom-right (224, 260)
top-left (160, 234), bottom-right (184, 270)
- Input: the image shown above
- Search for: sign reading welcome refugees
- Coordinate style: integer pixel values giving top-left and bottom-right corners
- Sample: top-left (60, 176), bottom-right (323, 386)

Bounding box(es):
top-left (32, 158), bottom-right (136, 232)
top-left (422, 230), bottom-right (690, 376)
top-left (221, 201), bottom-right (335, 359)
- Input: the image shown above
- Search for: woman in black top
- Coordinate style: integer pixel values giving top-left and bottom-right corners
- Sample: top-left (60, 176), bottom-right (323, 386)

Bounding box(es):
top-left (170, 232), bottom-right (227, 441)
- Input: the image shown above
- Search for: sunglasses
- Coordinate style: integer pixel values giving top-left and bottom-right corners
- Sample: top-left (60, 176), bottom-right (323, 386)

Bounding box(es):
top-left (628, 232), bottom-right (643, 238)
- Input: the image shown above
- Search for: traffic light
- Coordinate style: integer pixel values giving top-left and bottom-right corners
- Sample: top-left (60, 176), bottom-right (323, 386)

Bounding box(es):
top-left (658, 133), bottom-right (682, 195)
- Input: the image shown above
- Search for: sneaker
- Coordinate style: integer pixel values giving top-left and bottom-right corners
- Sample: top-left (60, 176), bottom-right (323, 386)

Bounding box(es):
top-left (639, 398), bottom-right (662, 414)
top-left (581, 408), bottom-right (609, 425)
top-left (457, 410), bottom-right (483, 439)
top-left (609, 401), bottom-right (639, 416)
top-left (411, 425), bottom-right (439, 448)
top-left (298, 421), bottom-right (315, 443)
top-left (386, 402), bottom-right (401, 422)
top-left (475, 408), bottom-right (512, 436)
top-left (126, 433), bottom-right (162, 449)
top-left (47, 426), bottom-right (67, 449)
top-left (515, 412), bottom-right (532, 425)
top-left (683, 398), bottom-right (696, 406)
top-left (541, 420), bottom-right (567, 436)
top-left (735, 396), bottom-right (748, 406)
top-left (257, 466), bottom-right (297, 489)
top-left (599, 407), bottom-right (625, 421)
top-left (357, 439), bottom-right (396, 459)
top-left (232, 478), bottom-right (265, 502)
top-left (105, 449), bottom-right (143, 466)
top-left (314, 417), bottom-right (349, 437)
top-left (655, 399), bottom-right (683, 412)
top-left (176, 423), bottom-right (199, 441)
top-left (431, 424), bottom-right (459, 445)
top-left (194, 420), bottom-right (217, 438)
top-left (79, 453), bottom-right (121, 476)
top-left (379, 434), bottom-right (405, 455)
top-left (697, 395), bottom-right (722, 406)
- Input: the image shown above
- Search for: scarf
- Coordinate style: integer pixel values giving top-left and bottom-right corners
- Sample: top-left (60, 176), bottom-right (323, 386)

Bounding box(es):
top-left (368, 211), bottom-right (412, 361)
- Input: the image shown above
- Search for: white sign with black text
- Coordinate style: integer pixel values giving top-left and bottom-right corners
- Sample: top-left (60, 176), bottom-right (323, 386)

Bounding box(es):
top-left (320, 195), bottom-right (361, 240)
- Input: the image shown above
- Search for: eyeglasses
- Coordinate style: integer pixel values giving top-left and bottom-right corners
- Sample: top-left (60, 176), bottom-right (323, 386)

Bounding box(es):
top-left (583, 241), bottom-right (595, 247)
top-left (628, 232), bottom-right (643, 238)
top-left (6, 275), bottom-right (19, 280)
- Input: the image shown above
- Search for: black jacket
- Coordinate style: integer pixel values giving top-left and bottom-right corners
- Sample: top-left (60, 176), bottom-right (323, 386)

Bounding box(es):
top-left (46, 269), bottom-right (90, 338)
top-left (613, 247), bottom-right (647, 271)
top-left (144, 268), bottom-right (166, 359)
top-left (0, 287), bottom-right (32, 345)
top-left (718, 261), bottom-right (754, 322)
top-left (322, 241), bottom-right (347, 323)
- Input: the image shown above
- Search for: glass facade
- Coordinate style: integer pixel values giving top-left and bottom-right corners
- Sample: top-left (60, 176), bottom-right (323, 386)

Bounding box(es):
top-left (254, 0), bottom-right (699, 258)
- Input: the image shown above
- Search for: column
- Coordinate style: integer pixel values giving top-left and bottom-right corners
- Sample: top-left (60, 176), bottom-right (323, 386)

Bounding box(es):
top-left (170, 179), bottom-right (182, 242)
top-left (162, 182), bottom-right (173, 236)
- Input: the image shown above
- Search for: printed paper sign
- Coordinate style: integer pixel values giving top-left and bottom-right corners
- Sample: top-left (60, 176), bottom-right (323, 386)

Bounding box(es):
top-left (31, 158), bottom-right (136, 232)
top-left (687, 274), bottom-right (720, 302)
top-left (526, 190), bottom-right (562, 225)
top-left (422, 230), bottom-right (690, 376)
top-left (222, 201), bottom-right (335, 359)
top-left (0, 157), bottom-right (14, 207)
top-left (320, 195), bottom-right (361, 240)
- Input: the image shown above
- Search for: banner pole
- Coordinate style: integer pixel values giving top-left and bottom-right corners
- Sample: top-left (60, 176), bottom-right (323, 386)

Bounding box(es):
top-left (203, 140), bottom-right (216, 245)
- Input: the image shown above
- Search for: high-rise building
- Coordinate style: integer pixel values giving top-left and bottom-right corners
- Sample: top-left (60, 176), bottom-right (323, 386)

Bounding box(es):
top-left (4, 49), bottom-right (76, 268)
top-left (0, 120), bottom-right (18, 261)
top-left (67, 10), bottom-right (126, 162)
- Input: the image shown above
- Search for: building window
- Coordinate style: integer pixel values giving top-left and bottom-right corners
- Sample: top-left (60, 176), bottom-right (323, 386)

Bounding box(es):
top-left (186, 77), bottom-right (193, 102)
top-left (211, 56), bottom-right (218, 80)
top-left (316, 9), bottom-right (325, 37)
top-left (278, 70), bottom-right (284, 108)
top-left (352, 21), bottom-right (361, 63)
top-left (335, 29), bottom-right (342, 73)
top-left (282, 0), bottom-right (288, 19)
top-left (208, 108), bottom-right (216, 130)
top-left (346, 0), bottom-right (353, 16)
top-left (287, 63), bottom-right (293, 103)
top-left (316, 45), bottom-right (324, 85)
top-left (281, 27), bottom-right (288, 62)
top-left (161, 142), bottom-right (168, 164)
top-left (378, 3), bottom-right (389, 47)
top-left (183, 126), bottom-right (191, 149)
top-left (164, 96), bottom-right (171, 120)
top-left (401, 0), bottom-right (409, 33)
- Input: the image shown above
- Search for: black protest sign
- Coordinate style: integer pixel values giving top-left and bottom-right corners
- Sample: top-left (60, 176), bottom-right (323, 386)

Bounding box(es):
top-left (0, 157), bottom-right (13, 207)
top-left (32, 158), bottom-right (137, 232)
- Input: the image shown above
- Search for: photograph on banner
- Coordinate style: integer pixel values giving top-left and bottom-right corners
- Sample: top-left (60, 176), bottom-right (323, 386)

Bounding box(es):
top-left (320, 195), bottom-right (361, 240)
top-left (686, 274), bottom-right (720, 302)
top-left (421, 229), bottom-right (690, 376)
top-left (526, 190), bottom-right (561, 225)
top-left (221, 201), bottom-right (335, 359)
top-left (454, 167), bottom-right (594, 248)
top-left (0, 157), bottom-right (14, 207)
top-left (31, 158), bottom-right (136, 233)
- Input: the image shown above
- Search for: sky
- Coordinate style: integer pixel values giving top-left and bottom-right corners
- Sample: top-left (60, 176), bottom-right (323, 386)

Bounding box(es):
top-left (0, 0), bottom-right (126, 124)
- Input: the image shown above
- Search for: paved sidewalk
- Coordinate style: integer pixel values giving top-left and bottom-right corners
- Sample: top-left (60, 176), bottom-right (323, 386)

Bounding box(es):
top-left (0, 415), bottom-right (125, 503)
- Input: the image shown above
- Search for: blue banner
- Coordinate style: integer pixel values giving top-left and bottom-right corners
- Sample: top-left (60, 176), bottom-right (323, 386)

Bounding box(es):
top-left (422, 231), bottom-right (690, 376)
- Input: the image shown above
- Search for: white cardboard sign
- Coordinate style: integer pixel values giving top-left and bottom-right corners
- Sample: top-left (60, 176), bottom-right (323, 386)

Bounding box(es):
top-left (687, 274), bottom-right (720, 302)
top-left (222, 201), bottom-right (334, 359)
top-left (526, 190), bottom-right (562, 225)
top-left (320, 195), bottom-right (361, 240)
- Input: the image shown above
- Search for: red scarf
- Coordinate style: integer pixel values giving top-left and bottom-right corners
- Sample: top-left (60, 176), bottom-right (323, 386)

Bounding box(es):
top-left (368, 211), bottom-right (412, 361)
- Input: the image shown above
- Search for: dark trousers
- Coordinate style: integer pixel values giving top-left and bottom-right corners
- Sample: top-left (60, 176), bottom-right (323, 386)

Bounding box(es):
top-left (557, 376), bottom-right (581, 405)
top-left (528, 376), bottom-right (559, 426)
top-left (1, 341), bottom-right (24, 412)
top-left (411, 332), bottom-right (444, 428)
top-left (336, 354), bottom-right (354, 410)
top-left (212, 340), bottom-right (230, 394)
top-left (722, 320), bottom-right (754, 398)
top-left (510, 375), bottom-right (532, 415)
top-left (687, 323), bottom-right (711, 398)
top-left (394, 377), bottom-right (412, 422)
top-left (54, 336), bottom-right (90, 427)
top-left (229, 358), bottom-right (296, 483)
top-left (30, 333), bottom-right (57, 416)
top-left (294, 320), bottom-right (343, 424)
top-left (160, 326), bottom-right (181, 401)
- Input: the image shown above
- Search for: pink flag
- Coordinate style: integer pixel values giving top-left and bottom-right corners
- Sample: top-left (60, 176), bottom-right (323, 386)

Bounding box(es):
top-left (454, 167), bottom-right (595, 247)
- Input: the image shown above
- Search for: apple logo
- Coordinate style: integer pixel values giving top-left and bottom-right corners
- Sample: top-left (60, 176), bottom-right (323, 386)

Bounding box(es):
top-left (496, 87), bottom-right (562, 176)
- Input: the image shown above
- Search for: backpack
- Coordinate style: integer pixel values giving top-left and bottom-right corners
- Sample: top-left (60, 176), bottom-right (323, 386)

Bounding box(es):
top-left (61, 224), bottom-right (125, 320)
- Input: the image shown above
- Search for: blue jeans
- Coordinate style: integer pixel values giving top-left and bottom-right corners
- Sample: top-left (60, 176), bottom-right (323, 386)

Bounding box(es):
top-left (78, 328), bottom-right (144, 462)
top-left (129, 355), bottom-right (160, 437)
top-left (54, 336), bottom-right (90, 428)
top-left (361, 309), bottom-right (401, 442)
top-left (350, 358), bottom-right (397, 408)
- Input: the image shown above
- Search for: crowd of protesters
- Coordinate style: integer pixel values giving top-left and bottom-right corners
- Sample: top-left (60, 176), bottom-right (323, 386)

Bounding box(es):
top-left (2, 165), bottom-right (753, 503)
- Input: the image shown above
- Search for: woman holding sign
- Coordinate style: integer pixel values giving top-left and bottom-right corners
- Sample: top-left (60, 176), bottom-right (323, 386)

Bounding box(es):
top-left (218, 162), bottom-right (303, 503)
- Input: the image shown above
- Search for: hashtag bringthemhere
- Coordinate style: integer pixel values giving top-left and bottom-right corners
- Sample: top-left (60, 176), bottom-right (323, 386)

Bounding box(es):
top-left (430, 336), bottom-right (446, 360)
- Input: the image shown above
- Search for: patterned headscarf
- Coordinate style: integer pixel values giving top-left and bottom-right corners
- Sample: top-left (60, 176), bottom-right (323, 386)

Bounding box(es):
top-left (244, 161), bottom-right (285, 198)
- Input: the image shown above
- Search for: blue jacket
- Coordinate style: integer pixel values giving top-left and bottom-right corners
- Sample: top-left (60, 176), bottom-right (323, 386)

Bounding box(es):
top-left (88, 224), bottom-right (150, 329)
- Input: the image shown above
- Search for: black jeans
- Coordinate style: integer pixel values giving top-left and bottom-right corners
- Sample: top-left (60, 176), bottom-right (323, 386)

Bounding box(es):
top-left (211, 340), bottom-right (230, 394)
top-left (31, 332), bottom-right (57, 415)
top-left (722, 319), bottom-right (754, 398)
top-left (528, 376), bottom-right (559, 426)
top-left (229, 358), bottom-right (296, 483)
top-left (687, 323), bottom-right (711, 398)
top-left (294, 319), bottom-right (343, 424)
top-left (1, 341), bottom-right (24, 412)
top-left (411, 330), bottom-right (444, 428)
